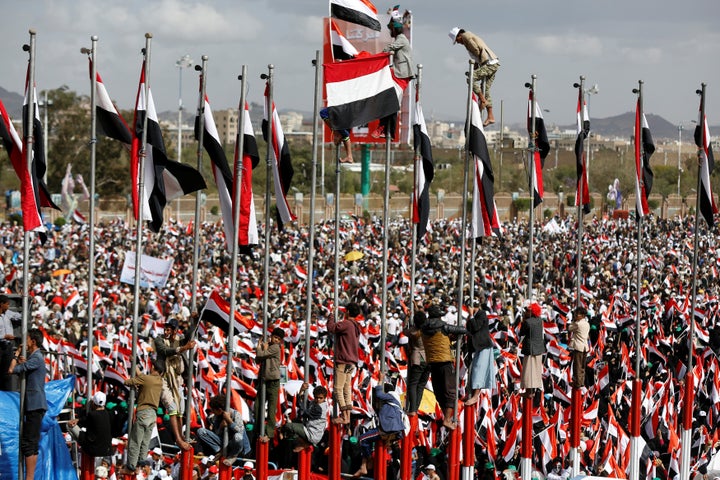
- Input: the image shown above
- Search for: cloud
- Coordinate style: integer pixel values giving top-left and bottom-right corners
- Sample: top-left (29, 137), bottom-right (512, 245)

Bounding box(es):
top-left (534, 34), bottom-right (604, 57)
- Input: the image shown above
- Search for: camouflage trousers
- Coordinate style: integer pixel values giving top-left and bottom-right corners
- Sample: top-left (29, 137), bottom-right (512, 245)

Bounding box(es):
top-left (471, 62), bottom-right (500, 108)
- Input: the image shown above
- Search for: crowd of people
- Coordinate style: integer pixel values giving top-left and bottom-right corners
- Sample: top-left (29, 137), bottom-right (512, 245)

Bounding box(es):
top-left (2, 209), bottom-right (720, 480)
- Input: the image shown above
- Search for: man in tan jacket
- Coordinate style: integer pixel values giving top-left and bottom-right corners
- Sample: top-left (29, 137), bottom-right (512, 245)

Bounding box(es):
top-left (568, 307), bottom-right (590, 388)
top-left (450, 27), bottom-right (500, 127)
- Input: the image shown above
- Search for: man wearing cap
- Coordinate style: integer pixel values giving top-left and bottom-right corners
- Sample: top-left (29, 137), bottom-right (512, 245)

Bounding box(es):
top-left (449, 27), bottom-right (500, 127)
top-left (241, 461), bottom-right (255, 480)
top-left (519, 304), bottom-right (546, 399)
top-left (67, 391), bottom-right (113, 458)
top-left (254, 327), bottom-right (285, 440)
top-left (154, 317), bottom-right (195, 451)
top-left (568, 307), bottom-right (590, 388)
top-left (423, 464), bottom-right (440, 480)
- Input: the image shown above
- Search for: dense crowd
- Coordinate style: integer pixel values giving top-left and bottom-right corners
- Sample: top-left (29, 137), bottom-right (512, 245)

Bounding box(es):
top-left (3, 212), bottom-right (720, 480)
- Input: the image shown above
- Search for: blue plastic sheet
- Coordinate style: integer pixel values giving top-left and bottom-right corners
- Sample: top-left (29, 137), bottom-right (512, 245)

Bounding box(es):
top-left (0, 376), bottom-right (78, 480)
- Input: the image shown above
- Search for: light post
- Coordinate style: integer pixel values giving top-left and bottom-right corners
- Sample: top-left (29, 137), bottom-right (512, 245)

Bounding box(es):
top-left (585, 84), bottom-right (599, 171)
top-left (677, 123), bottom-right (683, 196)
top-left (38, 90), bottom-right (53, 183)
top-left (175, 54), bottom-right (193, 219)
top-left (176, 54), bottom-right (193, 161)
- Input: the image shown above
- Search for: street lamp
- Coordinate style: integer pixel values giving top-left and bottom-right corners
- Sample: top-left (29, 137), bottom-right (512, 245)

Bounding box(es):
top-left (38, 90), bottom-right (53, 183)
top-left (175, 54), bottom-right (193, 163)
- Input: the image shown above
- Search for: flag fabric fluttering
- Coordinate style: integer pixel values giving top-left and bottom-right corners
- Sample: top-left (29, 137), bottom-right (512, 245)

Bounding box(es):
top-left (412, 101), bottom-right (434, 241)
top-left (575, 90), bottom-right (591, 214)
top-left (330, 19), bottom-right (360, 61)
top-left (469, 93), bottom-right (500, 238)
top-left (195, 92), bottom-right (238, 249)
top-left (634, 99), bottom-right (655, 217)
top-left (235, 102), bottom-right (261, 251)
top-left (131, 61), bottom-right (206, 232)
top-left (330, 0), bottom-right (382, 31)
top-left (694, 106), bottom-right (717, 227)
top-left (200, 289), bottom-right (256, 335)
top-left (527, 91), bottom-right (550, 206)
top-left (91, 60), bottom-right (133, 145)
top-left (262, 82), bottom-right (296, 230)
top-left (324, 52), bottom-right (408, 131)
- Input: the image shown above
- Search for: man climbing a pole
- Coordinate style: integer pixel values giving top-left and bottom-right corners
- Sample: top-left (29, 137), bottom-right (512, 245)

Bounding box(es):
top-left (449, 26), bottom-right (500, 127)
top-left (327, 302), bottom-right (362, 425)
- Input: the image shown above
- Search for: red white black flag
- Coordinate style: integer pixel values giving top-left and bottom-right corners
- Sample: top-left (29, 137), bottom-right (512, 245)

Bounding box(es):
top-left (234, 102), bottom-right (261, 251)
top-left (633, 99), bottom-right (655, 217)
top-left (469, 93), bottom-right (500, 238)
top-left (412, 101), bottom-right (434, 241)
top-left (575, 90), bottom-right (591, 214)
top-left (330, 0), bottom-right (381, 31)
top-left (695, 106), bottom-right (717, 227)
top-left (527, 91), bottom-right (549, 206)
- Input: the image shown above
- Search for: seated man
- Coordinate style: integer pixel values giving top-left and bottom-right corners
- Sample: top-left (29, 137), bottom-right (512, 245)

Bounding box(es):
top-left (195, 394), bottom-right (250, 466)
top-left (282, 383), bottom-right (328, 452)
top-left (353, 372), bottom-right (405, 477)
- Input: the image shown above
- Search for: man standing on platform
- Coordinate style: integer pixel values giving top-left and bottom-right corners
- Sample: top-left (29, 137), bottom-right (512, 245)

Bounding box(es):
top-left (519, 303), bottom-right (546, 399)
top-left (254, 327), bottom-right (285, 441)
top-left (0, 294), bottom-right (19, 391)
top-left (327, 302), bottom-right (362, 425)
top-left (67, 391), bottom-right (113, 458)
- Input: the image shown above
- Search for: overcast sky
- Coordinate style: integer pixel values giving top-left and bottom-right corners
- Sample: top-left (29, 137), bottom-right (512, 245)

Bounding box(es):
top-left (2, 0), bottom-right (719, 129)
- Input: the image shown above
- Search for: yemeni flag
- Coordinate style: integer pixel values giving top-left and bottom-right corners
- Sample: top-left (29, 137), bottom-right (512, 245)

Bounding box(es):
top-left (694, 106), bottom-right (717, 227)
top-left (324, 52), bottom-right (408, 131)
top-left (262, 82), bottom-right (296, 230)
top-left (235, 101), bottom-right (261, 251)
top-left (91, 60), bottom-right (132, 145)
top-left (469, 93), bottom-right (500, 238)
top-left (330, 19), bottom-right (359, 61)
top-left (527, 91), bottom-right (549, 206)
top-left (195, 92), bottom-right (238, 249)
top-left (0, 99), bottom-right (43, 235)
top-left (200, 289), bottom-right (256, 335)
top-left (131, 61), bottom-right (206, 232)
top-left (330, 0), bottom-right (381, 31)
top-left (633, 98), bottom-right (655, 217)
top-left (412, 101), bottom-right (434, 241)
top-left (575, 89), bottom-right (591, 214)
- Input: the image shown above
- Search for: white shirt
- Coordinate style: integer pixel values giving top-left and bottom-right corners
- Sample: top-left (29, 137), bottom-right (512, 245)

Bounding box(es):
top-left (0, 309), bottom-right (20, 339)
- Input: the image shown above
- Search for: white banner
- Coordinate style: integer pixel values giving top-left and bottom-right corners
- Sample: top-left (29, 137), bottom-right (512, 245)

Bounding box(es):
top-left (120, 252), bottom-right (174, 289)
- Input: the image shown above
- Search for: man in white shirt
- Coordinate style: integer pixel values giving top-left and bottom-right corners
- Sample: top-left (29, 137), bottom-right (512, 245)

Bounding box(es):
top-left (0, 294), bottom-right (20, 391)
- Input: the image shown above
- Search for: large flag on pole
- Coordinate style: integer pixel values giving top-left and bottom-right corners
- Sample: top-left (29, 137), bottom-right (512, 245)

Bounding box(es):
top-left (324, 53), bottom-right (407, 131)
top-left (91, 60), bottom-right (132, 145)
top-left (235, 102), bottom-right (261, 251)
top-left (0, 99), bottom-right (46, 235)
top-left (633, 99), bottom-right (655, 217)
top-left (195, 92), bottom-right (236, 249)
top-left (575, 90), bottom-right (591, 214)
top-left (695, 106), bottom-right (717, 227)
top-left (200, 289), bottom-right (256, 335)
top-left (469, 93), bottom-right (500, 238)
top-left (330, 0), bottom-right (382, 31)
top-left (412, 101), bottom-right (434, 241)
top-left (131, 61), bottom-right (205, 232)
top-left (527, 91), bottom-right (549, 206)
top-left (262, 82), bottom-right (296, 230)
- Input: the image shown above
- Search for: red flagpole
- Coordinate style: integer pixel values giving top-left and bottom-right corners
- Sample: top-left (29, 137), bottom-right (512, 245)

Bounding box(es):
top-left (462, 403), bottom-right (476, 480)
top-left (80, 452), bottom-right (94, 480)
top-left (447, 427), bottom-right (461, 480)
top-left (256, 439), bottom-right (269, 480)
top-left (179, 448), bottom-right (194, 480)
top-left (521, 396), bottom-right (533, 480)
top-left (329, 422), bottom-right (342, 479)
top-left (570, 387), bottom-right (582, 475)
top-left (374, 440), bottom-right (388, 480)
top-left (401, 415), bottom-right (418, 480)
top-left (298, 446), bottom-right (313, 480)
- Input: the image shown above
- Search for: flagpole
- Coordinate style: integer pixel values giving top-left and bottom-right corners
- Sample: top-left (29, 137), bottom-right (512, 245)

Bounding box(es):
top-left (85, 35), bottom-right (99, 414)
top-left (221, 65), bottom-right (248, 472)
top-left (569, 75), bottom-right (585, 478)
top-left (628, 80), bottom-right (645, 480)
top-left (525, 75), bottom-right (537, 303)
top-left (450, 58), bottom-right (476, 480)
top-left (409, 64), bottom-right (422, 325)
top-left (680, 83), bottom-right (705, 480)
top-left (127, 33), bottom-right (153, 469)
top-left (18, 29), bottom-right (37, 480)
top-left (257, 64), bottom-right (274, 446)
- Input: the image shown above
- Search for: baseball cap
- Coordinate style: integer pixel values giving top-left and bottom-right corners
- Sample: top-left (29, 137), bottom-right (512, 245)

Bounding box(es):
top-left (208, 466), bottom-right (218, 474)
top-left (92, 391), bottom-right (107, 407)
top-left (95, 466), bottom-right (109, 479)
top-left (426, 464), bottom-right (436, 471)
top-left (449, 27), bottom-right (461, 44)
top-left (243, 461), bottom-right (254, 469)
top-left (152, 447), bottom-right (162, 456)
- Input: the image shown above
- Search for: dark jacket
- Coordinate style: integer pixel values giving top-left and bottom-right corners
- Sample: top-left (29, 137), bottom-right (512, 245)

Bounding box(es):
top-left (520, 316), bottom-right (546, 356)
top-left (327, 315), bottom-right (361, 365)
top-left (421, 318), bottom-right (467, 364)
top-left (13, 349), bottom-right (46, 411)
top-left (78, 409), bottom-right (113, 457)
top-left (374, 386), bottom-right (404, 434)
top-left (467, 310), bottom-right (493, 352)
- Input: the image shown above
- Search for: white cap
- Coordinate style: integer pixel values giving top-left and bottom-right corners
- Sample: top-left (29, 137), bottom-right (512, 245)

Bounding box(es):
top-left (449, 27), bottom-right (461, 43)
top-left (92, 391), bottom-right (106, 407)
top-left (95, 466), bottom-right (109, 478)
top-left (152, 447), bottom-right (162, 456)
top-left (243, 461), bottom-right (254, 469)
top-left (426, 464), bottom-right (436, 470)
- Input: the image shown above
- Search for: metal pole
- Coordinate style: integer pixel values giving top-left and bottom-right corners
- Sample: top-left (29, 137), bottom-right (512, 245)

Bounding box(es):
top-left (127, 33), bottom-right (153, 468)
top-left (680, 83), bottom-right (706, 480)
top-left (678, 124), bottom-right (683, 196)
top-left (409, 64), bottom-right (423, 323)
top-left (575, 77), bottom-right (586, 310)
top-left (85, 36), bottom-right (99, 413)
top-left (526, 75), bottom-right (537, 302)
top-left (41, 90), bottom-right (50, 184)
top-left (175, 54), bottom-right (192, 220)
top-left (499, 100), bottom-right (504, 192)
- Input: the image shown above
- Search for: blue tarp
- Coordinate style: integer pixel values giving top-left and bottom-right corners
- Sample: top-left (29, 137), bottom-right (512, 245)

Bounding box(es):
top-left (0, 376), bottom-right (78, 480)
